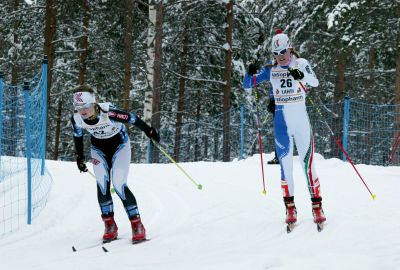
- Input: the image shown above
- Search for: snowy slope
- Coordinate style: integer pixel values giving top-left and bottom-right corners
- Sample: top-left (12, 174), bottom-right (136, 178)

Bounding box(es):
top-left (0, 154), bottom-right (399, 270)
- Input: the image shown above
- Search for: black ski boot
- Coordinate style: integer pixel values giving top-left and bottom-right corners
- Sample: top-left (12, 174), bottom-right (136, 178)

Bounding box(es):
top-left (267, 156), bottom-right (279, 164)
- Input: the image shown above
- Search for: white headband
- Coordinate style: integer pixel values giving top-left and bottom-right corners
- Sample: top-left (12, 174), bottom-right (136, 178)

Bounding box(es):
top-left (73, 92), bottom-right (96, 108)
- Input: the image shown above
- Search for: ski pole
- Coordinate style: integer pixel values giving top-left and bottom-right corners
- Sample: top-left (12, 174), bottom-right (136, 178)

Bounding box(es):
top-left (253, 75), bottom-right (267, 195)
top-left (247, 113), bottom-right (272, 157)
top-left (151, 139), bottom-right (203, 190)
top-left (299, 81), bottom-right (376, 200)
top-left (87, 170), bottom-right (116, 194)
top-left (387, 132), bottom-right (400, 165)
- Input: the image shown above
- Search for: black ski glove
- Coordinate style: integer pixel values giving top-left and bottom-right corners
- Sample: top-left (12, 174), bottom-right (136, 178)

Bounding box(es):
top-left (288, 67), bottom-right (304, 80)
top-left (76, 156), bottom-right (88, 173)
top-left (247, 61), bottom-right (259, 76)
top-left (148, 127), bottom-right (160, 144)
top-left (267, 99), bottom-right (275, 113)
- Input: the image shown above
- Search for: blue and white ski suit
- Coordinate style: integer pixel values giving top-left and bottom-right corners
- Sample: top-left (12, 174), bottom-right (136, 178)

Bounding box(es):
top-left (243, 56), bottom-right (321, 198)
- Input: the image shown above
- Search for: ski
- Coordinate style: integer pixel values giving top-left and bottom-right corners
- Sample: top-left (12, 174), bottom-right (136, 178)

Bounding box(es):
top-left (102, 238), bottom-right (118, 244)
top-left (99, 238), bottom-right (150, 252)
top-left (316, 222), bottom-right (324, 232)
top-left (132, 238), bottom-right (150, 245)
top-left (72, 243), bottom-right (109, 253)
top-left (72, 238), bottom-right (118, 253)
top-left (72, 237), bottom-right (150, 252)
top-left (286, 223), bottom-right (296, 233)
top-left (72, 242), bottom-right (102, 252)
top-left (286, 222), bottom-right (325, 233)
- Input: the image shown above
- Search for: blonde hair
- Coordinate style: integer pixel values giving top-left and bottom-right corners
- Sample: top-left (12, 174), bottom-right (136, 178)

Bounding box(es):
top-left (73, 84), bottom-right (95, 94)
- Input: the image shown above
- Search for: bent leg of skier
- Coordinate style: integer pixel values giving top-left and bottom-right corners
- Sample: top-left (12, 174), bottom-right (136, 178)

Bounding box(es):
top-left (111, 139), bottom-right (146, 243)
top-left (92, 148), bottom-right (119, 242)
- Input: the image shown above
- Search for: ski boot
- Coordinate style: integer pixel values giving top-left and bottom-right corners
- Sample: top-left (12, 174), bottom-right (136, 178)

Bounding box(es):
top-left (284, 196), bottom-right (297, 224)
top-left (101, 215), bottom-right (118, 242)
top-left (267, 156), bottom-right (279, 164)
top-left (130, 216), bottom-right (146, 243)
top-left (311, 198), bottom-right (326, 224)
top-left (284, 196), bottom-right (297, 233)
top-left (312, 197), bottom-right (326, 231)
top-left (268, 151), bottom-right (279, 164)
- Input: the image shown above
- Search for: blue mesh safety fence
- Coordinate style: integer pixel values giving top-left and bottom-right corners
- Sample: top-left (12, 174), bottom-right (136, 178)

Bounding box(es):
top-left (0, 58), bottom-right (52, 237)
top-left (345, 100), bottom-right (400, 165)
top-left (131, 98), bottom-right (399, 166)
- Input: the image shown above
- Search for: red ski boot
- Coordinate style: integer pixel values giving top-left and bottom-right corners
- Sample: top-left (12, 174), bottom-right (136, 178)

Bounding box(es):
top-left (312, 199), bottom-right (326, 232)
top-left (130, 216), bottom-right (146, 243)
top-left (311, 198), bottom-right (326, 224)
top-left (284, 197), bottom-right (297, 224)
top-left (102, 215), bottom-right (118, 242)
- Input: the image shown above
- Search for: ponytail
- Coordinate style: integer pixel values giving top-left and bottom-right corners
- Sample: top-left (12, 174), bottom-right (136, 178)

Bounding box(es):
top-left (291, 48), bottom-right (301, 58)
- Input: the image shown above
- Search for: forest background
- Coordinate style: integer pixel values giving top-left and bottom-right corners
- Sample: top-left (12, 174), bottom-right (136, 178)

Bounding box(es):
top-left (0, 0), bottom-right (399, 163)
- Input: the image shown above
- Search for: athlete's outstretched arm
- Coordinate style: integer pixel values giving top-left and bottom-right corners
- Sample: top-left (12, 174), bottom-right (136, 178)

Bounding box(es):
top-left (107, 106), bottom-right (160, 143)
top-left (129, 113), bottom-right (160, 143)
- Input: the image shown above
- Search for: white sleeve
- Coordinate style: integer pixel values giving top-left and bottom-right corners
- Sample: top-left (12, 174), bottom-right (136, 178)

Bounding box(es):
top-left (73, 113), bottom-right (83, 127)
top-left (298, 58), bottom-right (319, 87)
top-left (98, 102), bottom-right (111, 111)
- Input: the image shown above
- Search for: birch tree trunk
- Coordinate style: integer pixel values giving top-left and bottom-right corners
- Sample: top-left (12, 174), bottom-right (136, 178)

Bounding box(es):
top-left (222, 0), bottom-right (234, 162)
top-left (141, 0), bottom-right (157, 162)
top-left (43, 0), bottom-right (57, 159)
top-left (78, 0), bottom-right (90, 85)
top-left (144, 0), bottom-right (156, 125)
top-left (145, 0), bottom-right (163, 162)
top-left (122, 0), bottom-right (134, 111)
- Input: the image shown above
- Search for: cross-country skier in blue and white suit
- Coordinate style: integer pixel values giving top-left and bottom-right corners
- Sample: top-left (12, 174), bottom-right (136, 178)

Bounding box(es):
top-left (71, 84), bottom-right (160, 243)
top-left (243, 29), bottom-right (326, 227)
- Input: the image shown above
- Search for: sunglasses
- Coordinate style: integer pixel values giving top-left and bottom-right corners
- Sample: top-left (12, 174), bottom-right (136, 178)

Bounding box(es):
top-left (273, 48), bottom-right (288, 56)
top-left (74, 103), bottom-right (93, 110)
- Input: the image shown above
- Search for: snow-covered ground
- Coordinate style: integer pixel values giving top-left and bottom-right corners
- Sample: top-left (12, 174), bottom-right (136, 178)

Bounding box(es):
top-left (0, 154), bottom-right (399, 270)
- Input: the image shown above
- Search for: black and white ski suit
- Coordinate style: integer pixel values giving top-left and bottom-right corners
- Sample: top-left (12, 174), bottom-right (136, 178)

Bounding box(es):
top-left (71, 102), bottom-right (154, 219)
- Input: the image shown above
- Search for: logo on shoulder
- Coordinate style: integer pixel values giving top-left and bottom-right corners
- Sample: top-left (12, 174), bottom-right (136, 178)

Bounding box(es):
top-left (117, 113), bottom-right (128, 120)
top-left (108, 111), bottom-right (128, 120)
